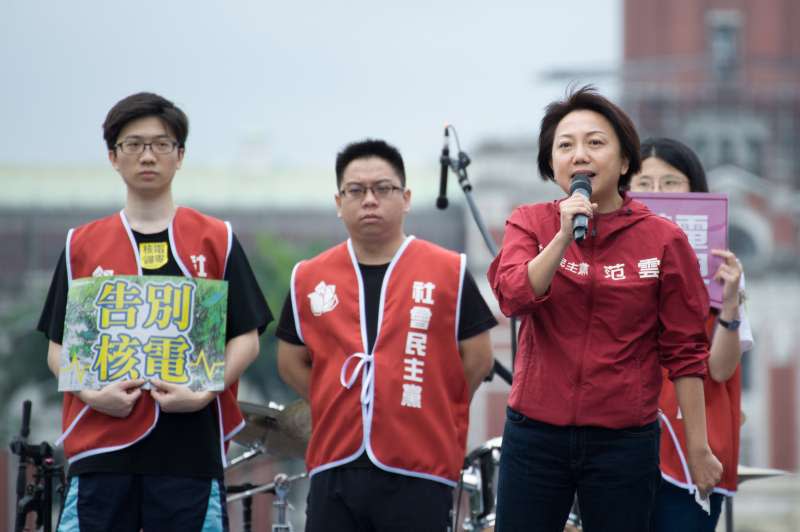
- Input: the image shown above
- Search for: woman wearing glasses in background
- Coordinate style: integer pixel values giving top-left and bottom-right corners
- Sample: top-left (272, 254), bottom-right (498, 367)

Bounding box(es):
top-left (630, 137), bottom-right (755, 531)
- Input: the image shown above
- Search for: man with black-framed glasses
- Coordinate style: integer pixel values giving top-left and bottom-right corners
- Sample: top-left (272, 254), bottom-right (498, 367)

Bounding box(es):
top-left (37, 92), bottom-right (272, 531)
top-left (276, 138), bottom-right (497, 531)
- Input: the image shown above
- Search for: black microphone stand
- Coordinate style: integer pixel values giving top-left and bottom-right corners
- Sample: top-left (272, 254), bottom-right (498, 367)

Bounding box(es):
top-left (10, 400), bottom-right (65, 532)
top-left (439, 126), bottom-right (515, 385)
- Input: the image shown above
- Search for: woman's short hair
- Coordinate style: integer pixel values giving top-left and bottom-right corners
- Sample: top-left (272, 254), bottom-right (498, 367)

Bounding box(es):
top-left (639, 137), bottom-right (709, 193)
top-left (537, 85), bottom-right (641, 190)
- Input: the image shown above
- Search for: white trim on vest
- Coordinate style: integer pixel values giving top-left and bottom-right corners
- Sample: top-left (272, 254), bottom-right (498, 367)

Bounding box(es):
top-left (658, 410), bottom-right (737, 496)
top-left (65, 228), bottom-right (75, 285)
top-left (223, 221), bottom-right (233, 279)
top-left (55, 404), bottom-right (90, 447)
top-left (118, 210), bottom-right (144, 276)
top-left (290, 262), bottom-right (306, 344)
top-left (64, 404), bottom-right (161, 465)
top-left (455, 253), bottom-right (466, 343)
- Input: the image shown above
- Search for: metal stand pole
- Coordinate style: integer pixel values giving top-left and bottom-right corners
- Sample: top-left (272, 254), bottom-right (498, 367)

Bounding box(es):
top-left (725, 495), bottom-right (733, 532)
top-left (445, 142), bottom-right (516, 382)
top-left (272, 474), bottom-right (293, 532)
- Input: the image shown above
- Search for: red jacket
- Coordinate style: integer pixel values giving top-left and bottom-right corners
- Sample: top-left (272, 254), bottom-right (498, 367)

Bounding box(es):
top-left (57, 207), bottom-right (244, 464)
top-left (659, 315), bottom-right (742, 494)
top-left (488, 195), bottom-right (709, 429)
top-left (293, 237), bottom-right (469, 485)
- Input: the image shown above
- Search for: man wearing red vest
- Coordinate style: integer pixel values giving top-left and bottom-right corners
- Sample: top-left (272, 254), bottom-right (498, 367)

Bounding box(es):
top-left (277, 139), bottom-right (497, 531)
top-left (37, 92), bottom-right (272, 531)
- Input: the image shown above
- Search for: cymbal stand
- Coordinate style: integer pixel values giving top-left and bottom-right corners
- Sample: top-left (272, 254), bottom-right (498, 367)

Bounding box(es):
top-left (272, 474), bottom-right (292, 532)
top-left (226, 443), bottom-right (264, 469)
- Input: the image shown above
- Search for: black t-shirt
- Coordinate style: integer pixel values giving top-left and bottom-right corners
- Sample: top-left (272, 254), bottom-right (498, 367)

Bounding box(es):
top-left (275, 262), bottom-right (497, 468)
top-left (38, 229), bottom-right (273, 478)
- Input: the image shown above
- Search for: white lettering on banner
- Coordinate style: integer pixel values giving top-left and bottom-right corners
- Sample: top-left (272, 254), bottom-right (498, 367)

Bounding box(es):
top-left (603, 264), bottom-right (626, 281)
top-left (638, 258), bottom-right (661, 279)
top-left (401, 383), bottom-right (422, 408)
top-left (675, 214), bottom-right (709, 250)
top-left (402, 357), bottom-right (425, 383)
top-left (405, 332), bottom-right (428, 356)
top-left (409, 306), bottom-right (432, 330)
top-left (412, 281), bottom-right (436, 305)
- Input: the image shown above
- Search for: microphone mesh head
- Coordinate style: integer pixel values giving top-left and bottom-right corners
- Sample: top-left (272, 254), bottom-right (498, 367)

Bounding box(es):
top-left (570, 174), bottom-right (592, 195)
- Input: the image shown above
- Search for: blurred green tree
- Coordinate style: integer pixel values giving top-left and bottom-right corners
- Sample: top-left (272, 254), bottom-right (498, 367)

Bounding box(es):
top-left (241, 232), bottom-right (328, 404)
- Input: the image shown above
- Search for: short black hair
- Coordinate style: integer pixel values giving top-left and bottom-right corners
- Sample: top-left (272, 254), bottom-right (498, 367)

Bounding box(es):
top-left (537, 85), bottom-right (641, 190)
top-left (335, 139), bottom-right (406, 189)
top-left (103, 92), bottom-right (189, 151)
top-left (639, 137), bottom-right (709, 193)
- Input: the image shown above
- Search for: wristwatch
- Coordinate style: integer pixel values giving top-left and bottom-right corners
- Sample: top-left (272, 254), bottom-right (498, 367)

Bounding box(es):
top-left (718, 317), bottom-right (741, 331)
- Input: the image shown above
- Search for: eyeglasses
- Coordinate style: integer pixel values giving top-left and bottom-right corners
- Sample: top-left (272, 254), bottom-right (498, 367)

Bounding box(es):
top-left (115, 139), bottom-right (179, 155)
top-left (629, 175), bottom-right (690, 192)
top-left (340, 181), bottom-right (404, 200)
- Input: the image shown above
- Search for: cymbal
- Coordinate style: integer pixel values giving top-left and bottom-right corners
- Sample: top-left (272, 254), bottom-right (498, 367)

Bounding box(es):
top-left (737, 465), bottom-right (789, 483)
top-left (235, 399), bottom-right (311, 459)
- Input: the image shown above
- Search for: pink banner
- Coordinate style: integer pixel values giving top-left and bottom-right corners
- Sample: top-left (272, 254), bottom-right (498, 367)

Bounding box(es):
top-left (629, 192), bottom-right (728, 309)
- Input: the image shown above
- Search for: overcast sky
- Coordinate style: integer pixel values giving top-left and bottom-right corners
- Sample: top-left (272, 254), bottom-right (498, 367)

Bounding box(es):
top-left (1, 1), bottom-right (621, 170)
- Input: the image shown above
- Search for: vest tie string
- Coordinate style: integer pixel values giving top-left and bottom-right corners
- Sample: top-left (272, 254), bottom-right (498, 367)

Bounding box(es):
top-left (340, 352), bottom-right (375, 405)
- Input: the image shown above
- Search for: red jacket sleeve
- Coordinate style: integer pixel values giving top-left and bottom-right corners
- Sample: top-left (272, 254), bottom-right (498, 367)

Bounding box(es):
top-left (487, 207), bottom-right (551, 317)
top-left (658, 228), bottom-right (710, 380)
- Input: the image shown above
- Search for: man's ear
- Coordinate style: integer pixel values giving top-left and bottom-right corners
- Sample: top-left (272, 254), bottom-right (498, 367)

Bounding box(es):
top-left (108, 150), bottom-right (119, 171)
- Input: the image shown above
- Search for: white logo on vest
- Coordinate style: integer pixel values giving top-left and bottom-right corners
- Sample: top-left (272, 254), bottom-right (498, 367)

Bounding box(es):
top-left (190, 254), bottom-right (208, 278)
top-left (92, 265), bottom-right (114, 277)
top-left (308, 281), bottom-right (339, 316)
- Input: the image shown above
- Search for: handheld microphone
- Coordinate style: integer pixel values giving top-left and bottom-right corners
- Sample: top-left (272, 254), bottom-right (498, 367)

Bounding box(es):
top-left (436, 127), bottom-right (449, 210)
top-left (569, 174), bottom-right (592, 241)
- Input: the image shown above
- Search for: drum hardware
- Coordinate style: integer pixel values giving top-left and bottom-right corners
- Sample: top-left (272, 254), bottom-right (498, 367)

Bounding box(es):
top-left (459, 437), bottom-right (584, 531)
top-left (459, 437), bottom-right (502, 531)
top-left (271, 473), bottom-right (293, 532)
top-left (227, 472), bottom-right (307, 532)
top-left (235, 399), bottom-right (311, 460)
top-left (10, 400), bottom-right (66, 532)
top-left (226, 442), bottom-right (266, 470)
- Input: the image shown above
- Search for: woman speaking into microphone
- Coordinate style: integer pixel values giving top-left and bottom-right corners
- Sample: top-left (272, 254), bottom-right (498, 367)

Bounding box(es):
top-left (487, 86), bottom-right (722, 532)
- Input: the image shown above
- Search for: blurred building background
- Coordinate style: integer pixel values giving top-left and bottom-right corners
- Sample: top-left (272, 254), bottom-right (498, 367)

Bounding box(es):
top-left (2, 0), bottom-right (798, 530)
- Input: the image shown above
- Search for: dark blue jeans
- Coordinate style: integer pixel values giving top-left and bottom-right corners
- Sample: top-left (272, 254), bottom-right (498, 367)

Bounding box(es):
top-left (651, 478), bottom-right (724, 531)
top-left (496, 407), bottom-right (661, 532)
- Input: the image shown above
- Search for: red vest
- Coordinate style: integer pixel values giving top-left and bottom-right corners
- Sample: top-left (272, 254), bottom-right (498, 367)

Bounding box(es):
top-left (658, 314), bottom-right (742, 494)
top-left (292, 237), bottom-right (469, 485)
top-left (57, 207), bottom-right (244, 464)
